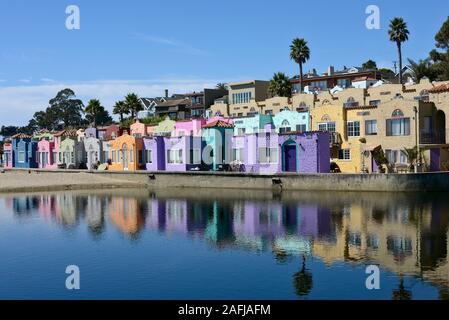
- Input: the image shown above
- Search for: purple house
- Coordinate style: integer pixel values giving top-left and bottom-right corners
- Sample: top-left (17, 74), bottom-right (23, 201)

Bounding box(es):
top-left (143, 136), bottom-right (166, 171)
top-left (232, 124), bottom-right (330, 173)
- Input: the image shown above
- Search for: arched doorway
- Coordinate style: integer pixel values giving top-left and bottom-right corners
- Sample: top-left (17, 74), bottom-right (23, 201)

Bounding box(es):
top-left (122, 143), bottom-right (129, 170)
top-left (436, 110), bottom-right (446, 144)
top-left (282, 140), bottom-right (298, 172)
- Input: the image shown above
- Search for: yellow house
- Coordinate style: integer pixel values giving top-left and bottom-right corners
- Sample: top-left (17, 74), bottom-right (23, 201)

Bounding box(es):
top-left (108, 133), bottom-right (144, 171)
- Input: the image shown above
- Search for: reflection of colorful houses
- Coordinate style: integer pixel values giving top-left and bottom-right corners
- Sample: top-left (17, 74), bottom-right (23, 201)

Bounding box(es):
top-left (108, 133), bottom-right (144, 171)
top-left (2, 141), bottom-right (13, 168)
top-left (12, 134), bottom-right (38, 168)
top-left (109, 197), bottom-right (145, 235)
top-left (55, 129), bottom-right (86, 169)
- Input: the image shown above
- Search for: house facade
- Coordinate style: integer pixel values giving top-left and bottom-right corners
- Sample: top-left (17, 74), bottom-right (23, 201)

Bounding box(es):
top-left (2, 142), bottom-right (13, 168)
top-left (232, 124), bottom-right (330, 174)
top-left (37, 138), bottom-right (57, 169)
top-left (12, 134), bottom-right (38, 168)
top-left (108, 133), bottom-right (144, 171)
top-left (56, 130), bottom-right (86, 169)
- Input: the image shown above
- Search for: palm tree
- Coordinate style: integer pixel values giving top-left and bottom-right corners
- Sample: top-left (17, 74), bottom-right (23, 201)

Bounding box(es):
top-left (401, 147), bottom-right (418, 172)
top-left (268, 72), bottom-right (292, 98)
top-left (289, 38), bottom-right (310, 93)
top-left (389, 17), bottom-right (409, 84)
top-left (85, 99), bottom-right (103, 127)
top-left (407, 58), bottom-right (437, 82)
top-left (292, 255), bottom-right (313, 297)
top-left (124, 93), bottom-right (142, 119)
top-left (113, 101), bottom-right (127, 122)
top-left (216, 83), bottom-right (228, 91)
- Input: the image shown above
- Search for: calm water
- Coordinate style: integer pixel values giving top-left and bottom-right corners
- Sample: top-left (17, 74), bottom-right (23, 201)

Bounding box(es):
top-left (0, 188), bottom-right (448, 300)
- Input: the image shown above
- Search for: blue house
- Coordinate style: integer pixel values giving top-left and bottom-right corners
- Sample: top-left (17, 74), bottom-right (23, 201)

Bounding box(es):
top-left (273, 110), bottom-right (310, 134)
top-left (12, 134), bottom-right (38, 168)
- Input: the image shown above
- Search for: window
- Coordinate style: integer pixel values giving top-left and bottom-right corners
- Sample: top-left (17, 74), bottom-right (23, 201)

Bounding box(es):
top-left (71, 152), bottom-right (74, 163)
top-left (112, 150), bottom-right (116, 163)
top-left (385, 149), bottom-right (405, 164)
top-left (265, 110), bottom-right (273, 115)
top-left (237, 128), bottom-right (246, 136)
top-left (233, 148), bottom-right (244, 161)
top-left (18, 151), bottom-right (25, 163)
top-left (365, 120), bottom-right (377, 135)
top-left (318, 122), bottom-right (336, 132)
top-left (189, 149), bottom-right (201, 164)
top-left (130, 149), bottom-right (134, 162)
top-left (386, 118), bottom-right (410, 136)
top-left (392, 109), bottom-right (404, 117)
top-left (259, 147), bottom-right (278, 164)
top-left (167, 149), bottom-right (183, 164)
top-left (347, 121), bottom-right (360, 137)
top-left (296, 124), bottom-right (307, 132)
top-left (146, 150), bottom-right (152, 163)
top-left (232, 91), bottom-right (252, 104)
top-left (369, 100), bottom-right (381, 106)
top-left (280, 120), bottom-right (291, 134)
top-left (338, 149), bottom-right (350, 160)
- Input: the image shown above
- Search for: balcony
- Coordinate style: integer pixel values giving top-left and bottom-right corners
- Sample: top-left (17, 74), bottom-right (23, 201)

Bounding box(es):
top-left (420, 129), bottom-right (446, 144)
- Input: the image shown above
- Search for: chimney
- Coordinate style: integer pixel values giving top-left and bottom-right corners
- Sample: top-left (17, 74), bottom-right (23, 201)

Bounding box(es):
top-left (328, 66), bottom-right (334, 75)
top-left (164, 89), bottom-right (169, 98)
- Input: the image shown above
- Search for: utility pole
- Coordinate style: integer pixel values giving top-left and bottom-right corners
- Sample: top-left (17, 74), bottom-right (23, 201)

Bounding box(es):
top-left (414, 106), bottom-right (419, 173)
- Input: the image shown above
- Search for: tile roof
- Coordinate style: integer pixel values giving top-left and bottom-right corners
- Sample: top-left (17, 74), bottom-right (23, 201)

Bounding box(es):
top-left (202, 120), bottom-right (235, 129)
top-left (429, 83), bottom-right (449, 93)
top-left (11, 133), bottom-right (32, 139)
top-left (53, 129), bottom-right (78, 137)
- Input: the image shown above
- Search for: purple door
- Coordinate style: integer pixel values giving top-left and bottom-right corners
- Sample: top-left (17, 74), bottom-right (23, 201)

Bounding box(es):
top-left (284, 145), bottom-right (297, 172)
top-left (430, 148), bottom-right (441, 172)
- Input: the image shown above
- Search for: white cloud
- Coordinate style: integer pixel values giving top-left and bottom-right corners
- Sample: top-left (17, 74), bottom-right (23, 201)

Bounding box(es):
top-left (134, 33), bottom-right (207, 56)
top-left (41, 78), bottom-right (55, 82)
top-left (18, 78), bottom-right (31, 83)
top-left (0, 77), bottom-right (221, 126)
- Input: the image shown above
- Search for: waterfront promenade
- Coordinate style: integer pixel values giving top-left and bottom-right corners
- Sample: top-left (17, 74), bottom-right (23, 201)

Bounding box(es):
top-left (2, 168), bottom-right (449, 193)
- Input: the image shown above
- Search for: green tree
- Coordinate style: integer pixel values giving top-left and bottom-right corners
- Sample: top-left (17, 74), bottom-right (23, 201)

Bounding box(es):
top-left (389, 17), bottom-right (410, 84)
top-left (407, 58), bottom-right (437, 82)
top-left (113, 101), bottom-right (128, 122)
top-left (268, 72), bottom-right (292, 98)
top-left (48, 88), bottom-right (85, 128)
top-left (0, 126), bottom-right (20, 137)
top-left (290, 38), bottom-right (310, 93)
top-left (124, 93), bottom-right (142, 119)
top-left (85, 99), bottom-right (112, 126)
top-left (430, 16), bottom-right (449, 80)
top-left (362, 59), bottom-right (377, 70)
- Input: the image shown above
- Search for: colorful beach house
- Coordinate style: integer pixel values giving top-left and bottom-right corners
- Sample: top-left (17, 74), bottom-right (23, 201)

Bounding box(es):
top-left (154, 117), bottom-right (176, 137)
top-left (173, 119), bottom-right (206, 137)
top-left (143, 136), bottom-right (165, 171)
top-left (163, 135), bottom-right (204, 171)
top-left (37, 134), bottom-right (57, 169)
top-left (273, 109), bottom-right (310, 134)
top-left (232, 114), bottom-right (273, 136)
top-left (232, 124), bottom-right (330, 173)
top-left (56, 129), bottom-right (86, 169)
top-left (11, 133), bottom-right (38, 168)
top-left (130, 119), bottom-right (156, 138)
top-left (108, 133), bottom-right (144, 171)
top-left (202, 119), bottom-right (235, 171)
top-left (2, 141), bottom-right (13, 168)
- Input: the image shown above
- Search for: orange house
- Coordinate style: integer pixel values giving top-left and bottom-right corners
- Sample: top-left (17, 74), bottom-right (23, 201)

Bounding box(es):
top-left (108, 133), bottom-right (144, 171)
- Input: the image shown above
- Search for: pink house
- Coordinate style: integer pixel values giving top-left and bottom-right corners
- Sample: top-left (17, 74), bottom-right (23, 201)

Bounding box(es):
top-left (173, 119), bottom-right (206, 137)
top-left (130, 120), bottom-right (156, 137)
top-left (2, 142), bottom-right (13, 168)
top-left (37, 136), bottom-right (58, 169)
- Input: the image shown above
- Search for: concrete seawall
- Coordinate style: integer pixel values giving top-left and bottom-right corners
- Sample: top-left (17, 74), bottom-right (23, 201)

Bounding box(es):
top-left (2, 168), bottom-right (449, 192)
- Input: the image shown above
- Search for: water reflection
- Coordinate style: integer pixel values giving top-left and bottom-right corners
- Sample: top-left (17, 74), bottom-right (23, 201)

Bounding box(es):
top-left (2, 189), bottom-right (449, 299)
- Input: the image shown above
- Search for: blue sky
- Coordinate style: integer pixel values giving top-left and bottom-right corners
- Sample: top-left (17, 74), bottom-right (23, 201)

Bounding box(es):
top-left (1, 0), bottom-right (448, 125)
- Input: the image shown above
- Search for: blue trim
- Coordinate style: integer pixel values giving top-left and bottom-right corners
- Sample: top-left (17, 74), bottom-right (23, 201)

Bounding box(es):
top-left (281, 139), bottom-right (299, 172)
